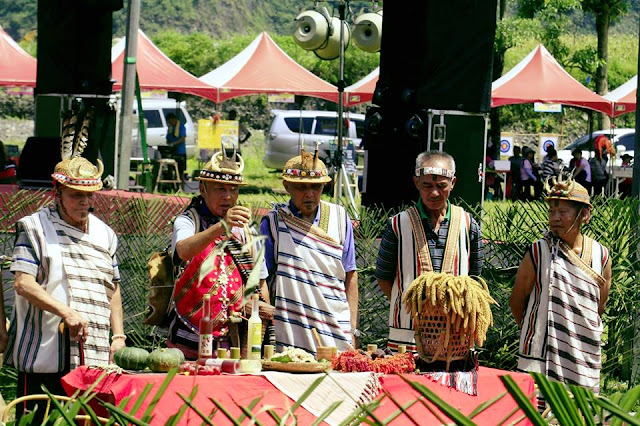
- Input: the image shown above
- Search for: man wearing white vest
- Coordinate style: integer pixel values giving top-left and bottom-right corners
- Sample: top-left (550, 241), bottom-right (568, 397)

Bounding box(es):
top-left (376, 150), bottom-right (483, 352)
top-left (6, 118), bottom-right (124, 423)
top-left (260, 147), bottom-right (359, 354)
top-left (510, 177), bottom-right (611, 403)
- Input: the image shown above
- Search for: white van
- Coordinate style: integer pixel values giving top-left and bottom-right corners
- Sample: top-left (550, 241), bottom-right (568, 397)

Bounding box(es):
top-left (131, 98), bottom-right (197, 157)
top-left (263, 110), bottom-right (365, 170)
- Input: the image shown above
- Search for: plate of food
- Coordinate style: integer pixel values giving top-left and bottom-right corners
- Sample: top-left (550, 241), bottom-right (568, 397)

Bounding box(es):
top-left (262, 347), bottom-right (332, 373)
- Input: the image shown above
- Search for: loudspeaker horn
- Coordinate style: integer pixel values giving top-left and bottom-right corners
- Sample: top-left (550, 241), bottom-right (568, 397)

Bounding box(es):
top-left (293, 9), bottom-right (331, 51)
top-left (352, 10), bottom-right (383, 53)
top-left (314, 17), bottom-right (351, 60)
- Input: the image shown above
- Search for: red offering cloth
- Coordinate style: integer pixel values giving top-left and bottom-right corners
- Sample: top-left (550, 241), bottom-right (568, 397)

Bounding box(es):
top-left (62, 366), bottom-right (534, 425)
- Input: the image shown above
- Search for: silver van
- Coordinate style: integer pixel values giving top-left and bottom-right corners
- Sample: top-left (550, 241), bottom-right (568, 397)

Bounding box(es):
top-left (263, 110), bottom-right (365, 170)
top-left (132, 98), bottom-right (197, 157)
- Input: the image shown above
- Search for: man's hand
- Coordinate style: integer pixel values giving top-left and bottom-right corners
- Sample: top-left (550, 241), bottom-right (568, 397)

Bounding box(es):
top-left (110, 339), bottom-right (126, 363)
top-left (224, 206), bottom-right (251, 228)
top-left (63, 309), bottom-right (89, 342)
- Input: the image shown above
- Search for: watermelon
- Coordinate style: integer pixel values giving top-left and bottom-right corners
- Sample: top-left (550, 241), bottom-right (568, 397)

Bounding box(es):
top-left (114, 347), bottom-right (150, 371)
top-left (148, 348), bottom-right (184, 372)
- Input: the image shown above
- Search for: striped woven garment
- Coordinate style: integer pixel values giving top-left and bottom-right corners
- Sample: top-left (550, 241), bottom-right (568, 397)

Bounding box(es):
top-left (387, 205), bottom-right (471, 352)
top-left (7, 207), bottom-right (116, 371)
top-left (518, 233), bottom-right (608, 392)
top-left (264, 202), bottom-right (352, 354)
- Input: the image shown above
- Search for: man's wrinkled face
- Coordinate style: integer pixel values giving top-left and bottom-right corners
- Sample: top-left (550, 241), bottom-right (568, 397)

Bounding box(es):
top-left (59, 186), bottom-right (94, 224)
top-left (284, 181), bottom-right (324, 217)
top-left (413, 159), bottom-right (456, 212)
top-left (201, 181), bottom-right (239, 217)
top-left (548, 199), bottom-right (588, 236)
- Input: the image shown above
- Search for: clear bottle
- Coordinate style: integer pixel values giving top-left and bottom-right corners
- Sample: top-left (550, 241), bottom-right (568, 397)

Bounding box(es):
top-left (198, 294), bottom-right (214, 364)
top-left (246, 293), bottom-right (262, 360)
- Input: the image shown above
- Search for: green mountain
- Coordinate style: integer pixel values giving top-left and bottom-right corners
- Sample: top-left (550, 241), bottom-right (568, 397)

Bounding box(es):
top-left (2, 0), bottom-right (321, 40)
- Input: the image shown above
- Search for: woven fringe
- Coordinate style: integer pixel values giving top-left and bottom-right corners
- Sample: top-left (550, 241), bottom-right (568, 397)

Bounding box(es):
top-left (423, 368), bottom-right (479, 396)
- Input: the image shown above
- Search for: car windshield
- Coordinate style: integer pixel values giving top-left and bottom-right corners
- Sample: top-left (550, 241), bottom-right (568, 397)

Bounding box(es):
top-left (143, 110), bottom-right (163, 128)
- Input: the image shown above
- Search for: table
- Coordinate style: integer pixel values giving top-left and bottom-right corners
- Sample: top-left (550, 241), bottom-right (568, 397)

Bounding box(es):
top-left (62, 366), bottom-right (534, 425)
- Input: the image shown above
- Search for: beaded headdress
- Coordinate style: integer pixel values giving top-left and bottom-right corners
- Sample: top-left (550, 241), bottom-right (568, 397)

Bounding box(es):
top-left (52, 109), bottom-right (104, 192)
top-left (282, 141), bottom-right (331, 183)
top-left (197, 145), bottom-right (246, 185)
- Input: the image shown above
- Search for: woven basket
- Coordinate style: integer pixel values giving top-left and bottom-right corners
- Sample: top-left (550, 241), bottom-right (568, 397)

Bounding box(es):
top-left (414, 300), bottom-right (473, 371)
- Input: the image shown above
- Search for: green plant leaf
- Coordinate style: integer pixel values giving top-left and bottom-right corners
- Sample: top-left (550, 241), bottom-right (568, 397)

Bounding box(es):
top-left (209, 397), bottom-right (241, 425)
top-left (401, 375), bottom-right (477, 426)
top-left (311, 401), bottom-right (343, 426)
top-left (568, 385), bottom-right (596, 426)
top-left (592, 396), bottom-right (640, 426)
top-left (101, 401), bottom-right (150, 425)
top-left (378, 390), bottom-right (421, 425)
top-left (176, 390), bottom-right (216, 425)
top-left (468, 391), bottom-right (508, 419)
top-left (609, 384), bottom-right (640, 426)
top-left (498, 374), bottom-right (545, 426)
top-left (165, 386), bottom-right (198, 426)
top-left (140, 367), bottom-right (178, 422)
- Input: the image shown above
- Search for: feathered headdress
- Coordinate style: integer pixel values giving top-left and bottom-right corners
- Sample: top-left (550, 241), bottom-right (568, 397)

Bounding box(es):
top-left (52, 108), bottom-right (104, 192)
top-left (544, 171), bottom-right (591, 207)
top-left (282, 140), bottom-right (331, 183)
top-left (197, 143), bottom-right (246, 185)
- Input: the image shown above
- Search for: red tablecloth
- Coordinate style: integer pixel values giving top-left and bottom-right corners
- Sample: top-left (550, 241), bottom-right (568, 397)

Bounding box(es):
top-left (62, 366), bottom-right (534, 425)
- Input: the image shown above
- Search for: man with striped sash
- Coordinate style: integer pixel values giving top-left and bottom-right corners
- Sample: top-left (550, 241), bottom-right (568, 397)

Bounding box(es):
top-left (260, 147), bottom-right (359, 353)
top-left (511, 177), bottom-right (611, 399)
top-left (376, 151), bottom-right (483, 352)
top-left (6, 151), bottom-right (124, 422)
top-left (169, 150), bottom-right (270, 359)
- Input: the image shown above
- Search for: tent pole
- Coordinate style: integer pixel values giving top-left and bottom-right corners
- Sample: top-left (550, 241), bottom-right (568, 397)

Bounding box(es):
top-left (116, 0), bottom-right (141, 190)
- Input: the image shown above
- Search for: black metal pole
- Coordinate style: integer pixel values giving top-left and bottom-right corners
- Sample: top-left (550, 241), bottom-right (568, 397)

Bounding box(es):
top-left (334, 1), bottom-right (346, 204)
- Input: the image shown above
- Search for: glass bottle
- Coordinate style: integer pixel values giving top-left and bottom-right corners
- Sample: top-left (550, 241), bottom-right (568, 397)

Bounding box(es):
top-left (198, 294), bottom-right (214, 364)
top-left (246, 293), bottom-right (262, 360)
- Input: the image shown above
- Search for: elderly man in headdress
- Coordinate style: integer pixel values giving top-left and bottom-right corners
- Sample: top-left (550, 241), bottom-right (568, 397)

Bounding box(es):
top-left (169, 150), bottom-right (270, 359)
top-left (510, 176), bottom-right (611, 399)
top-left (259, 147), bottom-right (359, 353)
top-left (375, 150), bottom-right (483, 352)
top-left (6, 112), bottom-right (124, 422)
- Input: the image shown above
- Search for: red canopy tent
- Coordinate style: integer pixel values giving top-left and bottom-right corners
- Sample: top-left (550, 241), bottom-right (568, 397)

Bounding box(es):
top-left (111, 30), bottom-right (218, 100)
top-left (604, 75), bottom-right (636, 117)
top-left (345, 67), bottom-right (378, 106)
top-left (491, 44), bottom-right (612, 115)
top-left (0, 26), bottom-right (36, 87)
top-left (199, 32), bottom-right (339, 103)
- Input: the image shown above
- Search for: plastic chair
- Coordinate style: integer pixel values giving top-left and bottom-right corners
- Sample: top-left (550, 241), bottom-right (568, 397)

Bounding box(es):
top-left (1, 394), bottom-right (109, 425)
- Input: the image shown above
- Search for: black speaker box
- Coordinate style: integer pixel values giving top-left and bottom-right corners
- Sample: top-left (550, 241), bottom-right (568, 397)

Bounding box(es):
top-left (36, 0), bottom-right (123, 95)
top-left (17, 137), bottom-right (62, 188)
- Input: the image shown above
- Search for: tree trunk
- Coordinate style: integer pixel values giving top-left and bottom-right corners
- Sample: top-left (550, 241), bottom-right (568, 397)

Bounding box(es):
top-left (595, 7), bottom-right (610, 129)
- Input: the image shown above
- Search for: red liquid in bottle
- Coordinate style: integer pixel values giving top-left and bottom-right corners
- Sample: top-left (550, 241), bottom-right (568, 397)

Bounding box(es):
top-left (198, 294), bottom-right (214, 364)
